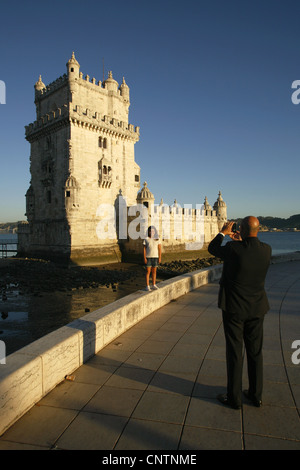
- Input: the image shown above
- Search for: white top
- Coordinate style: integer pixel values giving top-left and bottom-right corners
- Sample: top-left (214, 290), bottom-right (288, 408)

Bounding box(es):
top-left (143, 237), bottom-right (161, 258)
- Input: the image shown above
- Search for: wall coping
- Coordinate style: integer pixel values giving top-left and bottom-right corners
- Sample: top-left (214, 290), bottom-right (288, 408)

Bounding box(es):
top-left (0, 252), bottom-right (299, 435)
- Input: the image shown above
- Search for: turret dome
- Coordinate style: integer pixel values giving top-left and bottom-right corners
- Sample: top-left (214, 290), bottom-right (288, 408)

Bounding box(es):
top-left (35, 75), bottom-right (45, 91)
top-left (67, 51), bottom-right (80, 68)
top-left (66, 52), bottom-right (80, 79)
top-left (103, 71), bottom-right (119, 92)
top-left (137, 181), bottom-right (155, 207)
top-left (213, 191), bottom-right (226, 210)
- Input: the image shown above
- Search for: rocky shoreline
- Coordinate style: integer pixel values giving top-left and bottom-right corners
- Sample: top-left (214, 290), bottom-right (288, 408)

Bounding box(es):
top-left (0, 257), bottom-right (220, 294)
top-left (0, 256), bottom-right (222, 297)
top-left (157, 256), bottom-right (222, 277)
top-left (0, 258), bottom-right (141, 297)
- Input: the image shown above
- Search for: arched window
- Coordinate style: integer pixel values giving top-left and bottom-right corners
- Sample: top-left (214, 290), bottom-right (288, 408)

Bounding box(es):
top-left (99, 136), bottom-right (107, 148)
top-left (98, 159), bottom-right (112, 188)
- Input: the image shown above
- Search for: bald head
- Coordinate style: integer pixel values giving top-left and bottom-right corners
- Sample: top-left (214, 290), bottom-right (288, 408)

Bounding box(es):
top-left (240, 216), bottom-right (260, 238)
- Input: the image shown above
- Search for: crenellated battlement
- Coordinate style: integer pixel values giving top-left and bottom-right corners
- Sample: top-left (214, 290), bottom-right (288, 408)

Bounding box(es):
top-left (31, 53), bottom-right (135, 141)
top-left (35, 53), bottom-right (130, 107)
top-left (75, 72), bottom-right (128, 97)
top-left (34, 72), bottom-right (127, 99)
top-left (71, 104), bottom-right (139, 140)
top-left (25, 103), bottom-right (139, 141)
top-left (25, 104), bottom-right (69, 139)
top-left (35, 74), bottom-right (68, 99)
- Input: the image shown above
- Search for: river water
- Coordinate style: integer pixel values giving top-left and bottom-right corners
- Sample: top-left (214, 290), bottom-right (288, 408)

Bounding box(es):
top-left (0, 231), bottom-right (299, 355)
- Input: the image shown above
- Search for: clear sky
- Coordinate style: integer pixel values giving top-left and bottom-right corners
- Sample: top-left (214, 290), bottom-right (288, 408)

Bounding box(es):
top-left (0, 0), bottom-right (300, 222)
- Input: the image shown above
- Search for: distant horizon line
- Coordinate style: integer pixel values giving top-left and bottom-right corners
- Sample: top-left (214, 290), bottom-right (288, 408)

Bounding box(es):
top-left (1, 212), bottom-right (300, 225)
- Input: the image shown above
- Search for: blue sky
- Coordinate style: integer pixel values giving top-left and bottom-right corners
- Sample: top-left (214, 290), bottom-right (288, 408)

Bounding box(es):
top-left (0, 0), bottom-right (300, 222)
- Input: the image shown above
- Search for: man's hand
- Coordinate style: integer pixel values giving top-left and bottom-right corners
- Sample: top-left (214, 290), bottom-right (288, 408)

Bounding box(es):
top-left (220, 221), bottom-right (235, 236)
top-left (230, 231), bottom-right (242, 241)
top-left (220, 221), bottom-right (242, 241)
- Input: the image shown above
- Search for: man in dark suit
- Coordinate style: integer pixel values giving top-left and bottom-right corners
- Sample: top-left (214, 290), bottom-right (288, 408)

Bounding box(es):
top-left (208, 216), bottom-right (271, 409)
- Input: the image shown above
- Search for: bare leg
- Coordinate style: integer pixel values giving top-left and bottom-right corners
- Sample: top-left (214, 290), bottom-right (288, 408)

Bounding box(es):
top-left (146, 267), bottom-right (151, 286)
top-left (152, 267), bottom-right (157, 285)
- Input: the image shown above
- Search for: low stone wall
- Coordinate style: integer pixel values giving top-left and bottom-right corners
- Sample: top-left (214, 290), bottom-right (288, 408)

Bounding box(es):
top-left (0, 263), bottom-right (223, 436)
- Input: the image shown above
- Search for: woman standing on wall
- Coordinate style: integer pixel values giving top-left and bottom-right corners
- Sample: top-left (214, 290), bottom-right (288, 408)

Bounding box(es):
top-left (143, 226), bottom-right (161, 291)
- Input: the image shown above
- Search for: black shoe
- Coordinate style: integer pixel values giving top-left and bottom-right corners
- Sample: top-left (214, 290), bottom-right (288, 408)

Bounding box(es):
top-left (217, 393), bottom-right (241, 410)
top-left (243, 389), bottom-right (262, 407)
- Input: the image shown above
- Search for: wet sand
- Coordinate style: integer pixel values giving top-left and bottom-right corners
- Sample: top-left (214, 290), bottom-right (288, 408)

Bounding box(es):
top-left (0, 256), bottom-right (221, 355)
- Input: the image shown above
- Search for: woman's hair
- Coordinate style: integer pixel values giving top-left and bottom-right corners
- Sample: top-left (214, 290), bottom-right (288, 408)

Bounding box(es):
top-left (147, 225), bottom-right (159, 239)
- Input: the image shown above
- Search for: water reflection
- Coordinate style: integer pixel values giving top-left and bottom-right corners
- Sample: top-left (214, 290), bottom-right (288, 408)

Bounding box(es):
top-left (0, 273), bottom-right (151, 356)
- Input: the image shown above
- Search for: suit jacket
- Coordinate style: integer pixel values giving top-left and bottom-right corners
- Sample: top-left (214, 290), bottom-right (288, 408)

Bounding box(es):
top-left (208, 234), bottom-right (272, 318)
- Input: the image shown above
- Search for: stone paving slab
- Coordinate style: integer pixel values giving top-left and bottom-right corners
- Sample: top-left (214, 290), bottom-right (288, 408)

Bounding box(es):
top-left (0, 261), bottom-right (299, 450)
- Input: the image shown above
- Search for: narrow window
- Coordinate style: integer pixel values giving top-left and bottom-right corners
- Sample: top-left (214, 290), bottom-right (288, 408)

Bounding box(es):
top-left (47, 190), bottom-right (52, 203)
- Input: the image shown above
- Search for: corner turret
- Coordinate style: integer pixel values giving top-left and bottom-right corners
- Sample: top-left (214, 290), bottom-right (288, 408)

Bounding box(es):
top-left (137, 181), bottom-right (155, 209)
top-left (67, 52), bottom-right (80, 79)
top-left (213, 191), bottom-right (227, 230)
top-left (35, 75), bottom-right (45, 92)
top-left (34, 75), bottom-right (46, 118)
top-left (119, 77), bottom-right (130, 104)
top-left (203, 196), bottom-right (213, 215)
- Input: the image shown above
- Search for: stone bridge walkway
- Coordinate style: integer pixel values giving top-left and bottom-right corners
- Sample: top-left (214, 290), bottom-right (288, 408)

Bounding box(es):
top-left (0, 261), bottom-right (299, 450)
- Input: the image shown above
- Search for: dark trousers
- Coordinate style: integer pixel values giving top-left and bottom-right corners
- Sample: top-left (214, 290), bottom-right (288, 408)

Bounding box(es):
top-left (222, 311), bottom-right (264, 406)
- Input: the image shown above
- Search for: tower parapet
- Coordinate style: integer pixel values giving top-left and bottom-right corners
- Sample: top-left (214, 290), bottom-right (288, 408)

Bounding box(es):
top-left (29, 52), bottom-right (137, 141)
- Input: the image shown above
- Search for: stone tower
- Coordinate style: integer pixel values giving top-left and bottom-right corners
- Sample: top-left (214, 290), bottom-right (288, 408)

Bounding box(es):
top-left (19, 53), bottom-right (141, 262)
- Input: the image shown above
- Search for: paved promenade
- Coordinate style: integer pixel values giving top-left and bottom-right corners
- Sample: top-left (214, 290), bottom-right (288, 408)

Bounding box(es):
top-left (0, 260), bottom-right (299, 450)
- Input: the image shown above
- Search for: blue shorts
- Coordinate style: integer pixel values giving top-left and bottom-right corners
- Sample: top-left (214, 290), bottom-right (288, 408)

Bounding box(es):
top-left (146, 257), bottom-right (159, 268)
